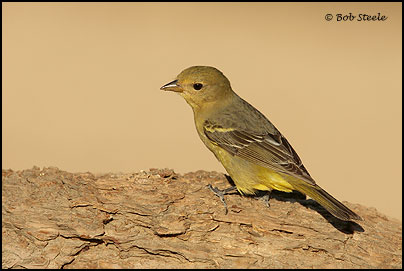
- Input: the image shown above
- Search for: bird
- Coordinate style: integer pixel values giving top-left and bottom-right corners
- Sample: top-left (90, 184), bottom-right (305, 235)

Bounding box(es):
top-left (160, 66), bottom-right (361, 221)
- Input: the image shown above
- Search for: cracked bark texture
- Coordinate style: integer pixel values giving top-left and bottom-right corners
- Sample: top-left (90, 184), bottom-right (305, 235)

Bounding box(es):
top-left (2, 166), bottom-right (402, 269)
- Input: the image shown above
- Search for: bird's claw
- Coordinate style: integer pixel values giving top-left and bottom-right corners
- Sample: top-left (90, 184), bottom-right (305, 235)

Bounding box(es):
top-left (207, 184), bottom-right (237, 215)
top-left (260, 192), bottom-right (271, 208)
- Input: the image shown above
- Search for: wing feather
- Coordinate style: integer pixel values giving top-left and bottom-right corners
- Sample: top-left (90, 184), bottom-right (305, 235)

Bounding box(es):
top-left (203, 120), bottom-right (316, 185)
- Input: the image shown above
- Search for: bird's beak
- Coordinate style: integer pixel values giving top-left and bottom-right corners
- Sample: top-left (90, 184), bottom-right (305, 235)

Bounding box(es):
top-left (160, 80), bottom-right (183, 92)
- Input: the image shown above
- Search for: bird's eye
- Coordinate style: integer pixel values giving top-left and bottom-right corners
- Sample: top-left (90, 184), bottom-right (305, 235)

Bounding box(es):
top-left (193, 83), bottom-right (203, 90)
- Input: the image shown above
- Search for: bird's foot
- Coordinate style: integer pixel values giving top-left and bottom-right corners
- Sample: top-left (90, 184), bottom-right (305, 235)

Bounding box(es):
top-left (256, 190), bottom-right (272, 208)
top-left (207, 184), bottom-right (237, 214)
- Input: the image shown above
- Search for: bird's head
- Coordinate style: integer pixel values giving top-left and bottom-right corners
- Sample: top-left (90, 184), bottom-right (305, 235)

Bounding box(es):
top-left (160, 66), bottom-right (233, 110)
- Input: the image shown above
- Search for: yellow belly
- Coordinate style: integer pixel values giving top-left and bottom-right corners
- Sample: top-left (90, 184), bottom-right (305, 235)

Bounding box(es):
top-left (209, 143), bottom-right (294, 195)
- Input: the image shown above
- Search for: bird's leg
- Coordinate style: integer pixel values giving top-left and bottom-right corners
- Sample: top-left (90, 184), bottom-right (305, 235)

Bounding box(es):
top-left (259, 190), bottom-right (272, 208)
top-left (207, 184), bottom-right (238, 214)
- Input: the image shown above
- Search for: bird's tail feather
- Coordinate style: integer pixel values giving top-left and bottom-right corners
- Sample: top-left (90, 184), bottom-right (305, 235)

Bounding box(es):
top-left (289, 180), bottom-right (362, 221)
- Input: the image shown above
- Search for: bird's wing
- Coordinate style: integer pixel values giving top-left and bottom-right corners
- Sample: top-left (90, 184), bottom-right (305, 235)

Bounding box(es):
top-left (203, 119), bottom-right (316, 185)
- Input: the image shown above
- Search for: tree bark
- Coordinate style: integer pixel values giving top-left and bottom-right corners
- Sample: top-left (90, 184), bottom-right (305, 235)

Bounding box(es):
top-left (2, 167), bottom-right (402, 268)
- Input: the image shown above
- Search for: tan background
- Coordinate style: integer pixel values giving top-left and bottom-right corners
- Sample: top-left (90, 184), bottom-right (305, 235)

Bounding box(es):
top-left (2, 3), bottom-right (402, 220)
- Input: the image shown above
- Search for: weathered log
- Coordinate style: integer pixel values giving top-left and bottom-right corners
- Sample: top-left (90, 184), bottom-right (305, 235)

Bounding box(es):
top-left (2, 167), bottom-right (401, 268)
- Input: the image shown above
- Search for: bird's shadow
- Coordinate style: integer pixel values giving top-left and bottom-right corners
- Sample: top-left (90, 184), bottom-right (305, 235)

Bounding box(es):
top-left (223, 175), bottom-right (364, 234)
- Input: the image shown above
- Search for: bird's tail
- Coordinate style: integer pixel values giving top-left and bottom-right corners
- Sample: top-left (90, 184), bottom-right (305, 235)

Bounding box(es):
top-left (289, 180), bottom-right (362, 221)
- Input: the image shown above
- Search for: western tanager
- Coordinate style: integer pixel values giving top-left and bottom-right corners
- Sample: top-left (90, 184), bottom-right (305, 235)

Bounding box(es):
top-left (161, 66), bottom-right (361, 221)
